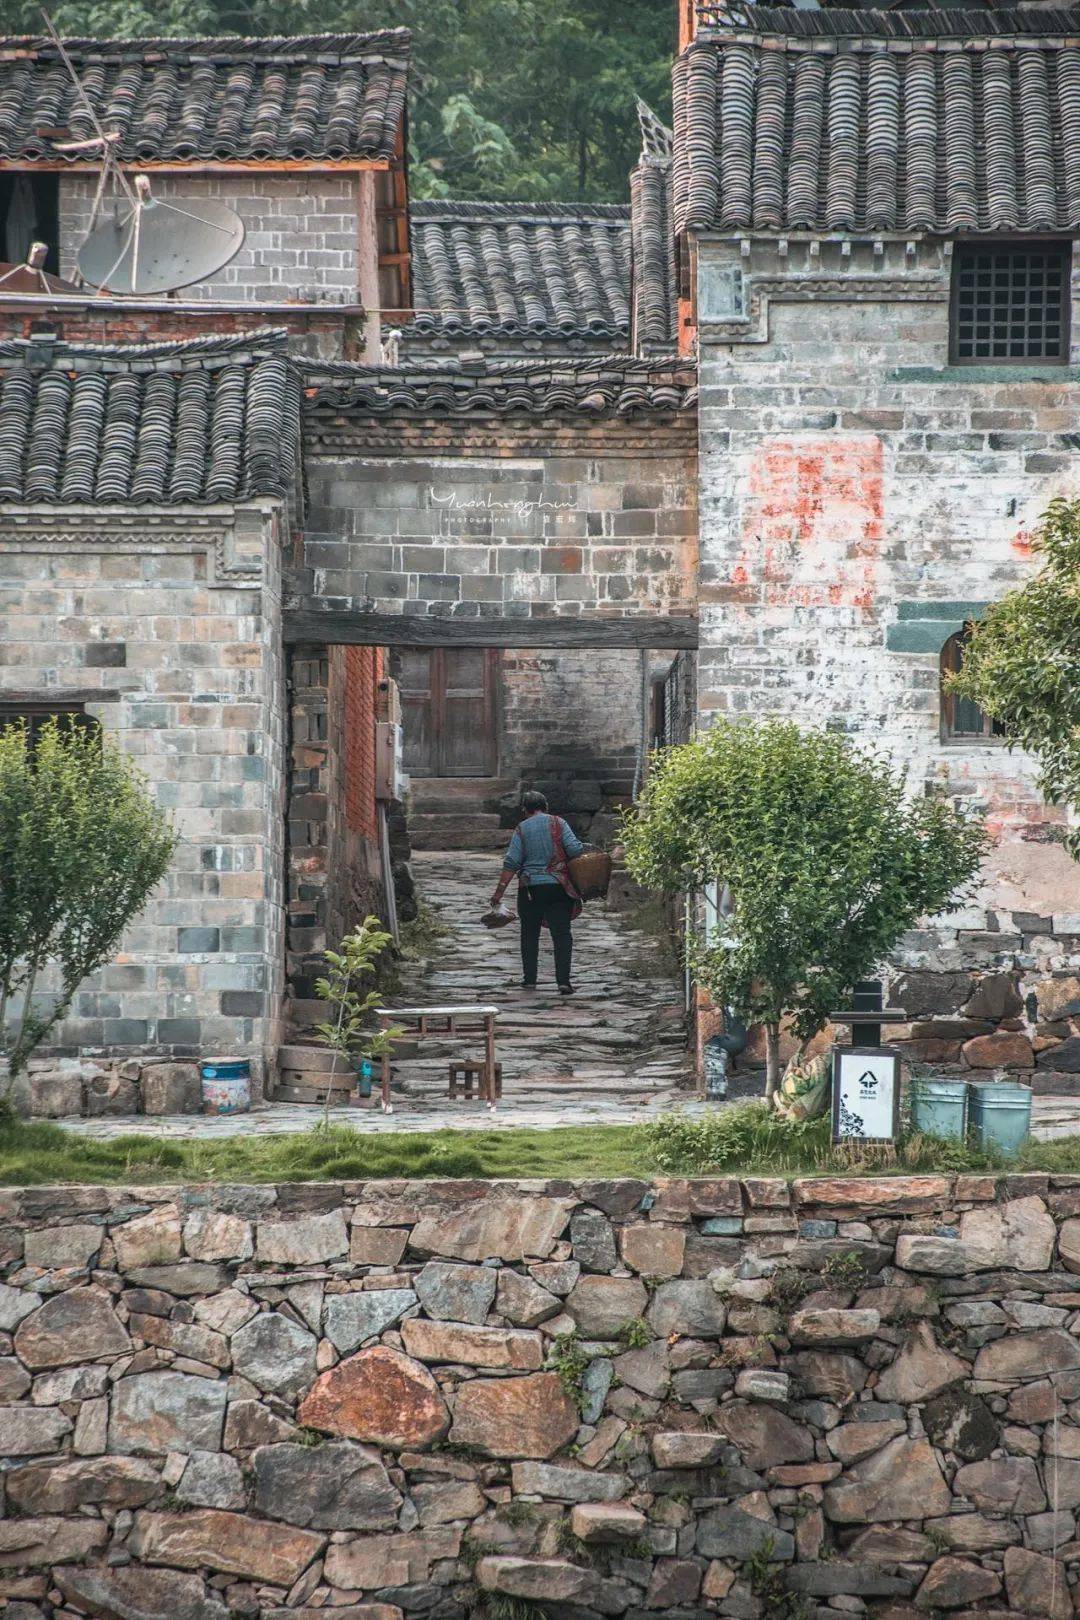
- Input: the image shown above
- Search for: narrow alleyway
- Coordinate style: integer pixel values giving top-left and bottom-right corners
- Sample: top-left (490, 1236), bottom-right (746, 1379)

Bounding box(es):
top-left (382, 852), bottom-right (694, 1121)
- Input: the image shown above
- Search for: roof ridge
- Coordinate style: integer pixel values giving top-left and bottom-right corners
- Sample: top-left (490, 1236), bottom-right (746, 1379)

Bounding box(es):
top-left (410, 200), bottom-right (630, 220)
top-left (0, 328), bottom-right (290, 371)
top-left (0, 28), bottom-right (412, 60)
top-left (695, 6), bottom-right (1080, 40)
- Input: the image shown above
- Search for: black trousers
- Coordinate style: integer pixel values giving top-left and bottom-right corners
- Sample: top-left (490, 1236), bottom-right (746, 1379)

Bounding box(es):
top-left (518, 883), bottom-right (574, 986)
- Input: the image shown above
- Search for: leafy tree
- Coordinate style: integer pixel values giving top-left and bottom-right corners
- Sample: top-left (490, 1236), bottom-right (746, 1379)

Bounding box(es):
top-left (949, 496), bottom-right (1080, 857)
top-left (0, 717), bottom-right (176, 1086)
top-left (0, 0), bottom-right (672, 202)
top-left (313, 917), bottom-right (400, 1126)
top-left (622, 720), bottom-right (986, 1100)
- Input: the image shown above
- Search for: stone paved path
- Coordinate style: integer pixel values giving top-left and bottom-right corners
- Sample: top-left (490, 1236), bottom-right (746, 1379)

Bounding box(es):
top-left (57, 849), bottom-right (1080, 1142)
top-left (64, 851), bottom-right (697, 1140)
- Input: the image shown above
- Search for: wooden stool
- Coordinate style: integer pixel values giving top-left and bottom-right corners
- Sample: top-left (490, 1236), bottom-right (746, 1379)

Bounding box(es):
top-left (449, 1060), bottom-right (503, 1100)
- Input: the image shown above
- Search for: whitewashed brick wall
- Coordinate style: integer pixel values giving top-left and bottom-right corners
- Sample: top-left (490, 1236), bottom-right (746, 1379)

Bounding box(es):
top-left (695, 236), bottom-right (1080, 971)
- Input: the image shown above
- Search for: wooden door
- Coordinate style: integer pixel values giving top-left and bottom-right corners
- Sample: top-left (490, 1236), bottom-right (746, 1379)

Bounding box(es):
top-left (398, 648), bottom-right (497, 777)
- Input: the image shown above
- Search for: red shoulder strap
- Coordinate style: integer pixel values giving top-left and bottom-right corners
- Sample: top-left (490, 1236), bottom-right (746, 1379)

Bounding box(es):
top-left (549, 814), bottom-right (565, 860)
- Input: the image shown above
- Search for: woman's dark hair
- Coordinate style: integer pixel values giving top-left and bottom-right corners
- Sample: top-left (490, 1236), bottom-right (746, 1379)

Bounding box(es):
top-left (522, 790), bottom-right (548, 814)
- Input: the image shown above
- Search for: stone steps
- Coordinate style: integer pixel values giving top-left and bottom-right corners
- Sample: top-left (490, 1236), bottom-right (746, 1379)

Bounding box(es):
top-left (408, 814), bottom-right (507, 851)
top-left (409, 776), bottom-right (515, 813)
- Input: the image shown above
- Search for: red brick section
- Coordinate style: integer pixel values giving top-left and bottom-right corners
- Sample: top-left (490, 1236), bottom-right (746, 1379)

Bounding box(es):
top-left (344, 645), bottom-right (383, 843)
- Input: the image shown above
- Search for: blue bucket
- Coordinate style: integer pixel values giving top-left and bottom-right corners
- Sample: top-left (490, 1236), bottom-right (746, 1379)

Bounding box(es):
top-left (201, 1059), bottom-right (251, 1115)
top-left (968, 1081), bottom-right (1032, 1158)
top-left (910, 1077), bottom-right (968, 1141)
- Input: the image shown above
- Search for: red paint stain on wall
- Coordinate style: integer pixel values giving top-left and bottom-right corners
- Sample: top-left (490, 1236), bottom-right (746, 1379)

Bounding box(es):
top-left (736, 436), bottom-right (884, 616)
top-left (1011, 527), bottom-right (1034, 559)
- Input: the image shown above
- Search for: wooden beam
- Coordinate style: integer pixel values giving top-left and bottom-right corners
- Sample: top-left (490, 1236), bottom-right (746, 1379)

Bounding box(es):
top-left (284, 610), bottom-right (699, 650)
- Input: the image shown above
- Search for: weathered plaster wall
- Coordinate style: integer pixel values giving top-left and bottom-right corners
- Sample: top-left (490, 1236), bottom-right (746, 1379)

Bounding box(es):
top-left (695, 235), bottom-right (1080, 993)
top-left (296, 416), bottom-right (698, 624)
top-left (0, 505), bottom-right (286, 1099)
top-left (59, 173), bottom-right (363, 306)
top-left (3, 1174), bottom-right (1080, 1619)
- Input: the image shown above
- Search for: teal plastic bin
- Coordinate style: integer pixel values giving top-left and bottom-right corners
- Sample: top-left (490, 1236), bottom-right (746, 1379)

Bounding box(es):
top-left (968, 1081), bottom-right (1033, 1158)
top-left (910, 1077), bottom-right (968, 1141)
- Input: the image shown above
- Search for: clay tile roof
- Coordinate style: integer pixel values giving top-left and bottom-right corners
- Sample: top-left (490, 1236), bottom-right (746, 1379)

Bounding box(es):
top-left (302, 356), bottom-right (696, 419)
top-left (674, 9), bottom-right (1080, 235)
top-left (408, 201), bottom-right (632, 340)
top-left (0, 30), bottom-right (410, 164)
top-left (631, 101), bottom-right (677, 353)
top-left (0, 329), bottom-right (301, 503)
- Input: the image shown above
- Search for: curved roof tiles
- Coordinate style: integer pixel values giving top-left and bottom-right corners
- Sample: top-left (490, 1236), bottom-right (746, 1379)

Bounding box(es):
top-left (674, 11), bottom-right (1080, 235)
top-left (409, 201), bottom-right (633, 341)
top-left (0, 31), bottom-right (409, 164)
top-left (0, 331), bottom-right (301, 503)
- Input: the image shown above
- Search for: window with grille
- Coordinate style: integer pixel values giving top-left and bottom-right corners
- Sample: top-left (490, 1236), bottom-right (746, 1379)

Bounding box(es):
top-left (0, 703), bottom-right (98, 750)
top-left (940, 630), bottom-right (1005, 743)
top-left (951, 243), bottom-right (1071, 364)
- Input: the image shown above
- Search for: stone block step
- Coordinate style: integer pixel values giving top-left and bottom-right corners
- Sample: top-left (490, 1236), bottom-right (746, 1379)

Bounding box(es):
top-left (410, 778), bottom-right (515, 812)
top-left (409, 814), bottom-right (508, 851)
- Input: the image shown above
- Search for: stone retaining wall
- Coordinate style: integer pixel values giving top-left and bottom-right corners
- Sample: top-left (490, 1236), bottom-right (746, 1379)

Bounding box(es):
top-left (4, 1174), bottom-right (1080, 1619)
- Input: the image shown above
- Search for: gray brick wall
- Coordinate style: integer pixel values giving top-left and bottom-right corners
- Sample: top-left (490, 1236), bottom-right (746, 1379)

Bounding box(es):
top-left (0, 505), bottom-right (287, 1069)
top-left (695, 235), bottom-right (1080, 972)
top-left (298, 441), bottom-right (697, 621)
top-left (59, 173), bottom-right (362, 305)
top-left (498, 648), bottom-right (677, 797)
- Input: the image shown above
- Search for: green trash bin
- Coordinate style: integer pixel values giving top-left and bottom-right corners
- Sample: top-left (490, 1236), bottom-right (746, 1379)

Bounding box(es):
top-left (968, 1081), bottom-right (1033, 1158)
top-left (910, 1077), bottom-right (968, 1141)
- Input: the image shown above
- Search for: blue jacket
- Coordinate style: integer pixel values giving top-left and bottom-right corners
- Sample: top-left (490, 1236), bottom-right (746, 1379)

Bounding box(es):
top-left (502, 812), bottom-right (584, 885)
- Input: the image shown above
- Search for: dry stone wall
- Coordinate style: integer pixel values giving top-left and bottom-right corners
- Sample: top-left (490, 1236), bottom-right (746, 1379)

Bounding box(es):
top-left (4, 1175), bottom-right (1080, 1619)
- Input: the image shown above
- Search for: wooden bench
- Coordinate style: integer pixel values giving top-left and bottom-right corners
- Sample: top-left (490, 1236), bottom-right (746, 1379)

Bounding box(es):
top-left (375, 1005), bottom-right (501, 1112)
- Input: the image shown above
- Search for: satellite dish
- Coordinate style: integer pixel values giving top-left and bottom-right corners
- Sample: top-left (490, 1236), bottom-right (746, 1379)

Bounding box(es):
top-left (77, 178), bottom-right (245, 296)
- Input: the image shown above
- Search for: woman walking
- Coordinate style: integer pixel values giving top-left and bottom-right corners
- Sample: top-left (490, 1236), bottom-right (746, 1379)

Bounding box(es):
top-left (489, 790), bottom-right (584, 994)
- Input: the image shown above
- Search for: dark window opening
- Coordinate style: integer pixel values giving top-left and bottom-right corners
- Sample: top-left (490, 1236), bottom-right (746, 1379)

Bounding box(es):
top-left (940, 629), bottom-right (1005, 743)
top-left (0, 173), bottom-right (60, 275)
top-left (0, 703), bottom-right (99, 750)
top-left (951, 241), bottom-right (1071, 365)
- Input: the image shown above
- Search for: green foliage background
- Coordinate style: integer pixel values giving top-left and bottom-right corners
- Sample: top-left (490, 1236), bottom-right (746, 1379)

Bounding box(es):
top-left (623, 719), bottom-right (986, 1068)
top-left (0, 0), bottom-right (675, 202)
top-left (950, 496), bottom-right (1080, 858)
